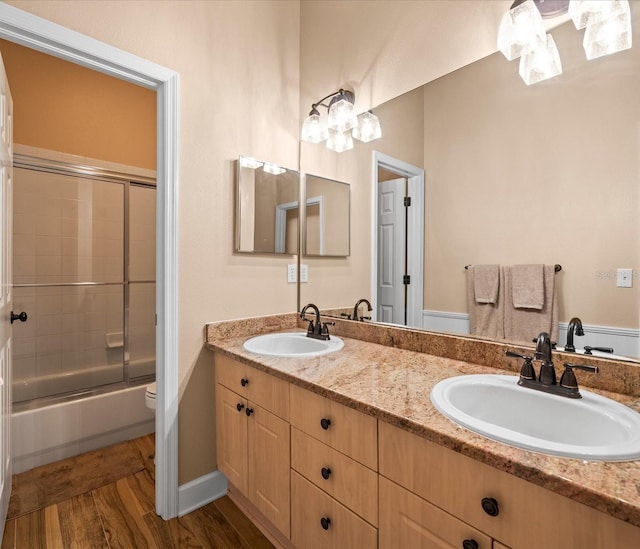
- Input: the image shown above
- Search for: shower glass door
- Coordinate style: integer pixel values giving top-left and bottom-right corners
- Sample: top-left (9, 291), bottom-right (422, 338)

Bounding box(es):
top-left (12, 168), bottom-right (126, 403)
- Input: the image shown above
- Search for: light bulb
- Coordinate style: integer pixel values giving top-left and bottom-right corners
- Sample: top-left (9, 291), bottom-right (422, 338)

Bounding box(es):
top-left (326, 129), bottom-right (354, 153)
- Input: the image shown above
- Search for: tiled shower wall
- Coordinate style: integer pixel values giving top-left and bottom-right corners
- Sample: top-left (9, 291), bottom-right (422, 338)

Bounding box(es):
top-left (12, 167), bottom-right (156, 402)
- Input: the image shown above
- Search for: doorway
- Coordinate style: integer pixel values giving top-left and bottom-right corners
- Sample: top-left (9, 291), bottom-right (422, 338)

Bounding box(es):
top-left (0, 4), bottom-right (179, 520)
top-left (372, 151), bottom-right (424, 328)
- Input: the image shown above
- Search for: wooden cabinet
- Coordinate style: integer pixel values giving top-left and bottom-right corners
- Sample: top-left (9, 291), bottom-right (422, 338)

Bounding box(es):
top-left (379, 420), bottom-right (640, 549)
top-left (290, 383), bottom-right (377, 470)
top-left (215, 354), bottom-right (290, 538)
top-left (379, 476), bottom-right (492, 549)
top-left (291, 471), bottom-right (377, 549)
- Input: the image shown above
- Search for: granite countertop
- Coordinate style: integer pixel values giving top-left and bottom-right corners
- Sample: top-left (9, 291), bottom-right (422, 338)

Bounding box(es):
top-left (206, 318), bottom-right (640, 529)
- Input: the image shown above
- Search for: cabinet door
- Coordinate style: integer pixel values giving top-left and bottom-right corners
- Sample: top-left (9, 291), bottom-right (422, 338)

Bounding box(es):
top-left (215, 384), bottom-right (248, 493)
top-left (247, 403), bottom-right (290, 538)
top-left (380, 476), bottom-right (492, 549)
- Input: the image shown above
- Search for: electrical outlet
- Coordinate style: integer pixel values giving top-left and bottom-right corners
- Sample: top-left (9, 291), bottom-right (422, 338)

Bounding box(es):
top-left (617, 268), bottom-right (633, 288)
top-left (287, 264), bottom-right (297, 283)
top-left (300, 264), bottom-right (308, 283)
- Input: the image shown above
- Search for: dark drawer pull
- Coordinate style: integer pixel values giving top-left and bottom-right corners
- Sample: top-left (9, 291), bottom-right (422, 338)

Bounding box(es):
top-left (320, 517), bottom-right (331, 530)
top-left (463, 539), bottom-right (479, 549)
top-left (320, 418), bottom-right (331, 430)
top-left (481, 497), bottom-right (499, 517)
top-left (321, 467), bottom-right (332, 480)
top-left (240, 378), bottom-right (249, 387)
top-left (245, 407), bottom-right (254, 417)
top-left (236, 403), bottom-right (244, 412)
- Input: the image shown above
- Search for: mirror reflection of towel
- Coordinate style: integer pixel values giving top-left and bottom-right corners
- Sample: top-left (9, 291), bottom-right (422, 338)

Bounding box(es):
top-left (511, 264), bottom-right (544, 309)
top-left (472, 264), bottom-right (500, 304)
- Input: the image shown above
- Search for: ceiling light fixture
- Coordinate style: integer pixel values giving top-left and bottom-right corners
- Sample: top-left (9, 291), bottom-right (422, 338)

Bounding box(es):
top-left (497, 0), bottom-right (632, 85)
top-left (301, 88), bottom-right (382, 152)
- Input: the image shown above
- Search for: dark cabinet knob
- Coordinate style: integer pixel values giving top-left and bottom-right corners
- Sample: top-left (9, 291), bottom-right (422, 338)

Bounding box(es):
top-left (245, 407), bottom-right (254, 417)
top-left (321, 467), bottom-right (332, 480)
top-left (240, 378), bottom-right (249, 387)
top-left (10, 311), bottom-right (28, 324)
top-left (320, 418), bottom-right (331, 430)
top-left (481, 497), bottom-right (499, 517)
top-left (236, 403), bottom-right (244, 412)
top-left (463, 540), bottom-right (479, 549)
top-left (320, 517), bottom-right (331, 530)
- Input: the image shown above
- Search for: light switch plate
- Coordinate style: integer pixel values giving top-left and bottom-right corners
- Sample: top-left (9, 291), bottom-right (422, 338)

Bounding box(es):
top-left (300, 264), bottom-right (308, 283)
top-left (617, 268), bottom-right (633, 288)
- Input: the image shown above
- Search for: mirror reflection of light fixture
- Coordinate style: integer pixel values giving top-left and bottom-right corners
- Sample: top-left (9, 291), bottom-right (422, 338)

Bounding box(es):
top-left (301, 88), bottom-right (382, 152)
top-left (263, 162), bottom-right (286, 175)
top-left (498, 0), bottom-right (632, 85)
top-left (239, 156), bottom-right (264, 169)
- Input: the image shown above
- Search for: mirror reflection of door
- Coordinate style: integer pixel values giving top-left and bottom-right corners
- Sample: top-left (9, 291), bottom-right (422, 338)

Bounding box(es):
top-left (377, 176), bottom-right (407, 324)
top-left (373, 152), bottom-right (424, 328)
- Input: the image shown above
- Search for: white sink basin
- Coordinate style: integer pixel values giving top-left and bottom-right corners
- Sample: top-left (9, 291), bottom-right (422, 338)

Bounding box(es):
top-left (430, 374), bottom-right (640, 461)
top-left (243, 332), bottom-right (344, 357)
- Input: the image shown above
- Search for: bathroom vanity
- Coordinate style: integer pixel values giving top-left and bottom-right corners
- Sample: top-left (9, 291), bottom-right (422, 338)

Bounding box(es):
top-left (206, 314), bottom-right (640, 549)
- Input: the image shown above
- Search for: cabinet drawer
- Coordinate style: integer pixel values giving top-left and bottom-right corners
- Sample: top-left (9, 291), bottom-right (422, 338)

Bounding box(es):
top-left (291, 427), bottom-right (378, 526)
top-left (379, 476), bottom-right (492, 549)
top-left (291, 471), bottom-right (377, 549)
top-left (290, 384), bottom-right (377, 469)
top-left (379, 421), bottom-right (640, 549)
top-left (215, 353), bottom-right (289, 420)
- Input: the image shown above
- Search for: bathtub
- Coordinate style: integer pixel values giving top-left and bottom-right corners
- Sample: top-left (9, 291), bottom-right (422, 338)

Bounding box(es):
top-left (12, 376), bottom-right (155, 474)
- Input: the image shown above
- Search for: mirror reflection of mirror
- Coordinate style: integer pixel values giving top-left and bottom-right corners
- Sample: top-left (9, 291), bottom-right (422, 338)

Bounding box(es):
top-left (304, 13), bottom-right (640, 361)
top-left (236, 156), bottom-right (299, 254)
top-left (304, 174), bottom-right (350, 257)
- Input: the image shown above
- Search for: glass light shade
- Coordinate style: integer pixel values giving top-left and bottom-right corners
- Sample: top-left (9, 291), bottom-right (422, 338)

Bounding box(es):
top-left (583, 8), bottom-right (632, 60)
top-left (239, 156), bottom-right (263, 169)
top-left (327, 98), bottom-right (357, 132)
top-left (263, 162), bottom-right (286, 175)
top-left (353, 111), bottom-right (382, 143)
top-left (497, 0), bottom-right (546, 60)
top-left (569, 0), bottom-right (628, 30)
top-left (326, 129), bottom-right (354, 153)
top-left (301, 112), bottom-right (328, 143)
top-left (519, 34), bottom-right (563, 85)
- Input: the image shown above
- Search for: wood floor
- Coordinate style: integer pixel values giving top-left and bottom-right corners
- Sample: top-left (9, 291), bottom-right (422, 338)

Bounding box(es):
top-left (1, 434), bottom-right (274, 549)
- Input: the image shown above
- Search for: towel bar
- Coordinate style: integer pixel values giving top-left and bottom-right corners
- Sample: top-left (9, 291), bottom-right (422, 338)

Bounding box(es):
top-left (465, 264), bottom-right (562, 272)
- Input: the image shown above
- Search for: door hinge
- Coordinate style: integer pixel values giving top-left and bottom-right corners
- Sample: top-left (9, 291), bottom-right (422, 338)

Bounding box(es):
top-left (404, 196), bottom-right (412, 207)
top-left (403, 274), bottom-right (411, 285)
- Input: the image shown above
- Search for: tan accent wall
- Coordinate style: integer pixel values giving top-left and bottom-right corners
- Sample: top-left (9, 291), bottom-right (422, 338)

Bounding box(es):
top-left (0, 39), bottom-right (156, 170)
top-left (8, 0), bottom-right (301, 485)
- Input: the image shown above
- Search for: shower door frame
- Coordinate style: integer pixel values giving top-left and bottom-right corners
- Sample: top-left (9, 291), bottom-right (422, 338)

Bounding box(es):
top-left (0, 4), bottom-right (179, 520)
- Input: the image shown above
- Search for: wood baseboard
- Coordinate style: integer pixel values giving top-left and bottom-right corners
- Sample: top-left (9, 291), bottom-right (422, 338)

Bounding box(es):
top-left (227, 484), bottom-right (295, 549)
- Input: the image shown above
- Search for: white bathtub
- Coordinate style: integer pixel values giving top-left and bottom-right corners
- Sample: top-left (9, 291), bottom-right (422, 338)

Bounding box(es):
top-left (12, 383), bottom-right (155, 474)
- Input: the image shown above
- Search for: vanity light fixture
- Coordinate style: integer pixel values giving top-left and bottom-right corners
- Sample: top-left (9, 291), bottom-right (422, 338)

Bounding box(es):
top-left (301, 88), bottom-right (382, 152)
top-left (498, 0), bottom-right (633, 85)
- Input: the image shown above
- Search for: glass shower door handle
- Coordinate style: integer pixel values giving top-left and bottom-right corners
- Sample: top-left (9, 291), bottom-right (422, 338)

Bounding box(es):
top-left (10, 311), bottom-right (27, 324)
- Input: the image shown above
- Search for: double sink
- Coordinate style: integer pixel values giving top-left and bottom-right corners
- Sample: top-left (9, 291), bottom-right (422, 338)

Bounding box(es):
top-left (243, 332), bottom-right (640, 462)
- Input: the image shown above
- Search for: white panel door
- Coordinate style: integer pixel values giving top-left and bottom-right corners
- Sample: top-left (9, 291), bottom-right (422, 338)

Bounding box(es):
top-left (377, 178), bottom-right (406, 324)
top-left (0, 50), bottom-right (12, 541)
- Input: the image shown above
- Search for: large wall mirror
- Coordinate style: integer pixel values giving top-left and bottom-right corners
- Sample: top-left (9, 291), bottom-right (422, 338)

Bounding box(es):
top-left (300, 12), bottom-right (640, 361)
top-left (236, 156), bottom-right (299, 254)
top-left (304, 174), bottom-right (350, 257)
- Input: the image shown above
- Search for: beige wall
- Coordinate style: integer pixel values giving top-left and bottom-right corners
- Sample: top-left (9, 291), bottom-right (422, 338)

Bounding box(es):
top-left (423, 18), bottom-right (639, 329)
top-left (0, 38), bottom-right (156, 170)
top-left (7, 0), bottom-right (301, 485)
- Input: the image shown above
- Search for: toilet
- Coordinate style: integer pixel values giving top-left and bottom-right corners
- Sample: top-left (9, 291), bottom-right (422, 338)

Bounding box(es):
top-left (145, 382), bottom-right (157, 411)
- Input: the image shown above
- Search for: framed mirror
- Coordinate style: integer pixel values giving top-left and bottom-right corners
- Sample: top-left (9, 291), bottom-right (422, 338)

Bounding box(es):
top-left (300, 13), bottom-right (640, 361)
top-left (303, 174), bottom-right (350, 257)
top-left (235, 155), bottom-right (299, 254)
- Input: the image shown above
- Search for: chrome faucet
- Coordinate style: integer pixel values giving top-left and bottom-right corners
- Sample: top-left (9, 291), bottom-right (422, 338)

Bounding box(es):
top-left (506, 331), bottom-right (598, 399)
top-left (352, 298), bottom-right (372, 322)
top-left (300, 303), bottom-right (333, 341)
top-left (564, 317), bottom-right (584, 352)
